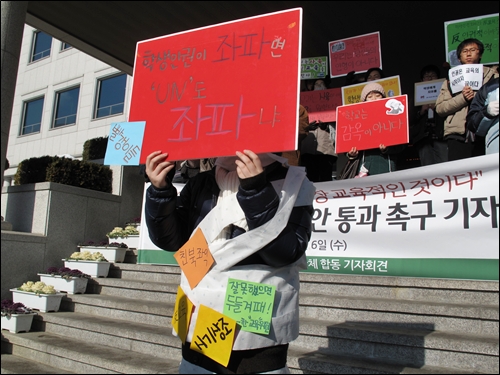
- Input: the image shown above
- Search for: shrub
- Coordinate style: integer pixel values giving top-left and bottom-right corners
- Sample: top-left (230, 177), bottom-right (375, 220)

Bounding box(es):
top-left (14, 155), bottom-right (56, 185)
top-left (82, 136), bottom-right (108, 161)
top-left (14, 155), bottom-right (112, 193)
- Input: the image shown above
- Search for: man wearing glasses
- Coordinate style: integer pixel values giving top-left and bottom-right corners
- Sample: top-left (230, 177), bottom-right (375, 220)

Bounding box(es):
top-left (436, 38), bottom-right (499, 161)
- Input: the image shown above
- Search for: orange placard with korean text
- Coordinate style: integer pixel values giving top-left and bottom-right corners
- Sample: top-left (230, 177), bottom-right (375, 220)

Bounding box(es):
top-left (174, 228), bottom-right (215, 289)
top-left (335, 95), bottom-right (409, 154)
top-left (129, 8), bottom-right (302, 162)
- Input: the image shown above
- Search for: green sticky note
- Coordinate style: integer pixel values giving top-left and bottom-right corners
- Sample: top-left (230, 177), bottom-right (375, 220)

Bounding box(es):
top-left (223, 278), bottom-right (276, 335)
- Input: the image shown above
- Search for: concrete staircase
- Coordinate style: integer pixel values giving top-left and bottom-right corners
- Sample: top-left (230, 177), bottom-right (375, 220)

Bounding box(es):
top-left (2, 250), bottom-right (498, 374)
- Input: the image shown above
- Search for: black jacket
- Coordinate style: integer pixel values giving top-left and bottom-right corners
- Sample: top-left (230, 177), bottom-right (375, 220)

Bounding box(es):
top-left (145, 162), bottom-right (313, 268)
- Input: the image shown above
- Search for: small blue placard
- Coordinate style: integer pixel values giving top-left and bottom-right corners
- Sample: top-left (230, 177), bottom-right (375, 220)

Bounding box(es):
top-left (104, 121), bottom-right (146, 165)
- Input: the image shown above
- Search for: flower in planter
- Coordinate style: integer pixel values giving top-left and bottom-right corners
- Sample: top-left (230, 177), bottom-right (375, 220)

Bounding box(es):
top-left (17, 281), bottom-right (56, 295)
top-left (1, 299), bottom-right (34, 317)
top-left (106, 225), bottom-right (139, 239)
top-left (46, 266), bottom-right (91, 279)
top-left (67, 251), bottom-right (108, 262)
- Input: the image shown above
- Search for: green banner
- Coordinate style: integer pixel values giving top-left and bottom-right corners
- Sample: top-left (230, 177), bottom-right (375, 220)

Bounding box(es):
top-left (305, 257), bottom-right (499, 281)
top-left (137, 250), bottom-right (498, 281)
top-left (445, 14), bottom-right (499, 66)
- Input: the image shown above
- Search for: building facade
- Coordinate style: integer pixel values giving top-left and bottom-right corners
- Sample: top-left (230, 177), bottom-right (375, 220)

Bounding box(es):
top-left (4, 25), bottom-right (132, 186)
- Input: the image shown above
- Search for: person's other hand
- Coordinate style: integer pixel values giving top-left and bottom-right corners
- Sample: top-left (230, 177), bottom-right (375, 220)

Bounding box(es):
top-left (487, 100), bottom-right (499, 116)
top-left (462, 86), bottom-right (475, 101)
top-left (145, 151), bottom-right (175, 189)
top-left (235, 150), bottom-right (263, 179)
top-left (348, 147), bottom-right (358, 158)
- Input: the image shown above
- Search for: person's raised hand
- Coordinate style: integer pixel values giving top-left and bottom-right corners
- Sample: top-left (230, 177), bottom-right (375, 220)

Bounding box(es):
top-left (348, 146), bottom-right (358, 158)
top-left (462, 85), bottom-right (475, 101)
top-left (145, 151), bottom-right (175, 189)
top-left (234, 150), bottom-right (263, 179)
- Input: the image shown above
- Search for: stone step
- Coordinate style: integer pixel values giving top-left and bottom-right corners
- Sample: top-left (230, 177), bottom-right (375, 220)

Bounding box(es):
top-left (108, 263), bottom-right (499, 306)
top-left (298, 273), bottom-right (499, 305)
top-left (32, 312), bottom-right (181, 359)
top-left (299, 293), bottom-right (499, 336)
top-left (1, 330), bottom-right (180, 374)
top-left (295, 318), bottom-right (499, 373)
top-left (0, 353), bottom-right (76, 374)
top-left (61, 294), bottom-right (174, 327)
top-left (286, 347), bottom-right (488, 374)
top-left (86, 278), bottom-right (178, 303)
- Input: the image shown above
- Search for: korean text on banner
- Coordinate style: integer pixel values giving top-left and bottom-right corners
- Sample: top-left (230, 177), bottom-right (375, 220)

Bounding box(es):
top-left (136, 154), bottom-right (499, 281)
top-left (329, 32), bottom-right (381, 79)
top-left (445, 13), bottom-right (499, 67)
top-left (300, 87), bottom-right (342, 123)
top-left (342, 76), bottom-right (401, 105)
top-left (129, 8), bottom-right (302, 163)
top-left (335, 95), bottom-right (409, 154)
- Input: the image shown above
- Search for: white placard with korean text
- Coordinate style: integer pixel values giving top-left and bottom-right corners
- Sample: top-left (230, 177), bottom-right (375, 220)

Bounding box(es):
top-left (414, 79), bottom-right (446, 106)
top-left (448, 64), bottom-right (483, 94)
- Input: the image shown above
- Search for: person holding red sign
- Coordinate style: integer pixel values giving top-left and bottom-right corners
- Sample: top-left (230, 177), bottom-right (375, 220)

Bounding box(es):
top-left (340, 82), bottom-right (403, 179)
top-left (144, 149), bottom-right (315, 374)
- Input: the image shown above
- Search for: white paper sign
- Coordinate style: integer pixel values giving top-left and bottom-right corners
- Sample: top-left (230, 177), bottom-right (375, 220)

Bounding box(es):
top-left (448, 64), bottom-right (483, 94)
top-left (414, 79), bottom-right (446, 106)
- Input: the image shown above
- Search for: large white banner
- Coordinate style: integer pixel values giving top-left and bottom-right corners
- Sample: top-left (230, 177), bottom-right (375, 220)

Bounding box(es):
top-left (138, 154), bottom-right (499, 281)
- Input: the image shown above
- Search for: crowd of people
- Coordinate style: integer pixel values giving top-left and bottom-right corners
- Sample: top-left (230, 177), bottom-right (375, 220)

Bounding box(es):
top-left (298, 37), bottom-right (498, 181)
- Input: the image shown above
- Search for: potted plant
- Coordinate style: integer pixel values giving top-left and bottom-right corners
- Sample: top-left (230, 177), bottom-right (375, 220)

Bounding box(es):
top-left (38, 266), bottom-right (91, 294)
top-left (1, 299), bottom-right (37, 333)
top-left (10, 281), bottom-right (65, 313)
top-left (64, 251), bottom-right (111, 277)
top-left (107, 225), bottom-right (140, 249)
top-left (78, 240), bottom-right (128, 263)
top-left (125, 216), bottom-right (141, 232)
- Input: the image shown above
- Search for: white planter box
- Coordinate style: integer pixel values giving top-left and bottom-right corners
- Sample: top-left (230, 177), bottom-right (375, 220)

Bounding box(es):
top-left (1, 313), bottom-right (36, 333)
top-left (10, 289), bottom-right (64, 313)
top-left (112, 235), bottom-right (139, 249)
top-left (38, 274), bottom-right (88, 294)
top-left (63, 259), bottom-right (111, 277)
top-left (78, 246), bottom-right (128, 263)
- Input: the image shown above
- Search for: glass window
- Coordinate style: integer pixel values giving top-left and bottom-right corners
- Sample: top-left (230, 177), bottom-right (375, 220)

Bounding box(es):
top-left (94, 74), bottom-right (127, 119)
top-left (53, 86), bottom-right (80, 128)
top-left (61, 42), bottom-right (72, 51)
top-left (30, 31), bottom-right (52, 62)
top-left (20, 97), bottom-right (44, 135)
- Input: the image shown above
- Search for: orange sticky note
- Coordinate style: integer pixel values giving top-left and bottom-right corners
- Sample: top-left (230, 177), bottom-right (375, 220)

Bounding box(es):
top-left (190, 305), bottom-right (236, 367)
top-left (174, 228), bottom-right (215, 289)
top-left (172, 285), bottom-right (194, 344)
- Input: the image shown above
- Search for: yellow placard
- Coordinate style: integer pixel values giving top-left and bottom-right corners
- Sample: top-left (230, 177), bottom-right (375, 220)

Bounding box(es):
top-left (174, 228), bottom-right (215, 289)
top-left (171, 285), bottom-right (194, 344)
top-left (342, 75), bottom-right (402, 105)
top-left (190, 305), bottom-right (237, 367)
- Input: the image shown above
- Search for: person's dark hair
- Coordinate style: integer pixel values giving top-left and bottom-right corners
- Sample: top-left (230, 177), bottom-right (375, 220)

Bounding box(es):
top-left (364, 67), bottom-right (385, 81)
top-left (456, 38), bottom-right (484, 60)
top-left (419, 65), bottom-right (441, 80)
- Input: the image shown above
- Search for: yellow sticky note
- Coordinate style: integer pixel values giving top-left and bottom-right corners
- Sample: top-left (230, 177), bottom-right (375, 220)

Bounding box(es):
top-left (174, 228), bottom-right (215, 289)
top-left (190, 305), bottom-right (236, 367)
top-left (171, 286), bottom-right (194, 344)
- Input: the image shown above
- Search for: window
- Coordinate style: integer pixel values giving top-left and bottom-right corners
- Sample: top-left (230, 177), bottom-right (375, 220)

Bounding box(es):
top-left (52, 86), bottom-right (80, 128)
top-left (30, 31), bottom-right (52, 62)
top-left (61, 42), bottom-right (72, 51)
top-left (20, 97), bottom-right (44, 135)
top-left (94, 74), bottom-right (127, 119)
